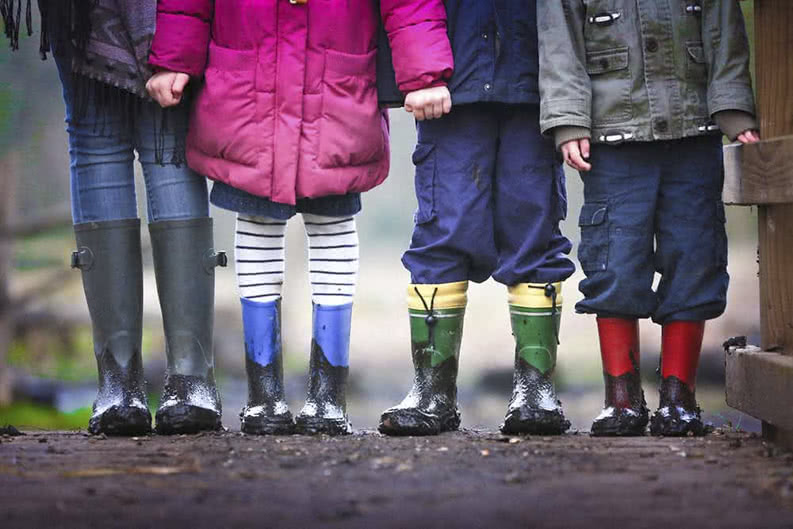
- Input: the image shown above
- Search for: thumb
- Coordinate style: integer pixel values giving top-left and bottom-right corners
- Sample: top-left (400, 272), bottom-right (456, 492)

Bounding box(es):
top-left (580, 138), bottom-right (591, 159)
top-left (172, 74), bottom-right (189, 98)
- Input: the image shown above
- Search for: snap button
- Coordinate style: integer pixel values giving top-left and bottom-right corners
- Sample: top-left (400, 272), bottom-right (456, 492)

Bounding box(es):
top-left (645, 38), bottom-right (659, 53)
top-left (656, 119), bottom-right (668, 132)
top-left (484, 83), bottom-right (492, 92)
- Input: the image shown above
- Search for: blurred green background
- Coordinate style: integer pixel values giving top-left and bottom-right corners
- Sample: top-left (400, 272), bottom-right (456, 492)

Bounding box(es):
top-left (0, 3), bottom-right (762, 433)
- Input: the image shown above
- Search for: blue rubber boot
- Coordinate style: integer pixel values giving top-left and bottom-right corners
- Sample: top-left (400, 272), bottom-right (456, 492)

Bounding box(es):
top-left (240, 298), bottom-right (294, 435)
top-left (295, 303), bottom-right (353, 435)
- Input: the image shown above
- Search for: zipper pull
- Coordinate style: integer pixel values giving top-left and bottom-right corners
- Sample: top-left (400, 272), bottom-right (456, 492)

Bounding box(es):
top-left (588, 12), bottom-right (622, 25)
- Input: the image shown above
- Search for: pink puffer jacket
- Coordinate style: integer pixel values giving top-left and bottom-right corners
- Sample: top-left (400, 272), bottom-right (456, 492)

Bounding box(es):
top-left (150, 0), bottom-right (453, 205)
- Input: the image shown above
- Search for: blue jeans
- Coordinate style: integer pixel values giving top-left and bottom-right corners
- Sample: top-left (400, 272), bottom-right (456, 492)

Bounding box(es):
top-left (54, 52), bottom-right (208, 224)
top-left (402, 103), bottom-right (574, 286)
top-left (576, 136), bottom-right (728, 324)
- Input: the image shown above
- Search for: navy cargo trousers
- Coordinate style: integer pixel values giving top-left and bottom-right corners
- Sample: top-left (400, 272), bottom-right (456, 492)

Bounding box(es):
top-left (575, 136), bottom-right (728, 324)
top-left (402, 103), bottom-right (575, 287)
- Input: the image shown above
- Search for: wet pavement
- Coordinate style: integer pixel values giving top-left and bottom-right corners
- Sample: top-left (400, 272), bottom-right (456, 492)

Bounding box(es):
top-left (1, 428), bottom-right (792, 528)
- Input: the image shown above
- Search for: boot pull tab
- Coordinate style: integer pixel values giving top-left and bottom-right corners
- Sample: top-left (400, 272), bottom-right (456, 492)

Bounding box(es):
top-left (71, 247), bottom-right (94, 271)
top-left (203, 250), bottom-right (228, 274)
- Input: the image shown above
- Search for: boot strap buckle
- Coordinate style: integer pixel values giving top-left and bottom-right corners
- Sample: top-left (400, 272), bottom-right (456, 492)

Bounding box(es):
top-left (203, 250), bottom-right (228, 273)
top-left (71, 248), bottom-right (94, 271)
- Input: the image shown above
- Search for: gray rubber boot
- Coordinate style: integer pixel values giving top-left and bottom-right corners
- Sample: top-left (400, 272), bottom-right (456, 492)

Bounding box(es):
top-left (149, 218), bottom-right (227, 435)
top-left (72, 219), bottom-right (152, 436)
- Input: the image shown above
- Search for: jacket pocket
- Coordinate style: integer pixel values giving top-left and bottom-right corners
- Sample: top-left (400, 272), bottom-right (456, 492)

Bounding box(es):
top-left (578, 202), bottom-right (609, 273)
top-left (190, 42), bottom-right (264, 168)
top-left (586, 47), bottom-right (632, 125)
top-left (412, 143), bottom-right (436, 224)
top-left (684, 42), bottom-right (709, 121)
top-left (318, 49), bottom-right (386, 169)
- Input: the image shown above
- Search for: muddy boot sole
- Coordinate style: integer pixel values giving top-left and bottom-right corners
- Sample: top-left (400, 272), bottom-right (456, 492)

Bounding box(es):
top-left (294, 415), bottom-right (352, 436)
top-left (241, 410), bottom-right (295, 436)
top-left (155, 404), bottom-right (222, 435)
top-left (378, 407), bottom-right (460, 437)
top-left (500, 409), bottom-right (570, 436)
top-left (88, 405), bottom-right (152, 436)
top-left (649, 412), bottom-right (706, 437)
top-left (591, 410), bottom-right (649, 437)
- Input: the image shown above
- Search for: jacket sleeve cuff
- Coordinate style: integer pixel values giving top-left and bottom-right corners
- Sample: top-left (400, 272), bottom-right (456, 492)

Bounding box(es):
top-left (713, 110), bottom-right (758, 141)
top-left (149, 12), bottom-right (211, 77)
top-left (553, 126), bottom-right (592, 151)
top-left (708, 82), bottom-right (757, 118)
top-left (540, 99), bottom-right (591, 136)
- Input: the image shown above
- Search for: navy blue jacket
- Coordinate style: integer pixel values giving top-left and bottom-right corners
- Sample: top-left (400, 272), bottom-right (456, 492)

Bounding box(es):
top-left (378, 0), bottom-right (540, 106)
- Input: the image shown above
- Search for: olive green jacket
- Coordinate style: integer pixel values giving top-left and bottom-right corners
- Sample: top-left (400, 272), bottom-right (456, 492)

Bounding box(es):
top-left (538, 0), bottom-right (757, 147)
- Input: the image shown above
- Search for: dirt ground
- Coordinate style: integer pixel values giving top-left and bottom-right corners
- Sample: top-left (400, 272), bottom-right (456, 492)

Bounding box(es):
top-left (1, 429), bottom-right (792, 529)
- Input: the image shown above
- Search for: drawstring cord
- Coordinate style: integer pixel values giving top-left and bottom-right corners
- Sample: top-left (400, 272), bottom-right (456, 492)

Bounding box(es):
top-left (528, 283), bottom-right (560, 345)
top-left (414, 287), bottom-right (439, 348)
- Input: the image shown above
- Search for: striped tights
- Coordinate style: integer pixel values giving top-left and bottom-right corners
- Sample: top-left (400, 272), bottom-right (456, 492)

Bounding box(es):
top-left (235, 213), bottom-right (359, 306)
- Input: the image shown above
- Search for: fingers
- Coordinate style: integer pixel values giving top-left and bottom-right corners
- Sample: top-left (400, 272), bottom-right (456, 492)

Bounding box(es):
top-left (431, 99), bottom-right (444, 120)
top-left (404, 87), bottom-right (453, 121)
top-left (562, 141), bottom-right (592, 171)
top-left (737, 129), bottom-right (761, 144)
top-left (580, 138), bottom-right (591, 159)
top-left (171, 73), bottom-right (190, 100)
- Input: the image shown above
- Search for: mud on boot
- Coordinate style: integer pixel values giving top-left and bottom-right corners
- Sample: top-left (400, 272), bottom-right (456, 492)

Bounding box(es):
top-left (500, 283), bottom-right (569, 436)
top-left (500, 365), bottom-right (570, 435)
top-left (73, 219), bottom-right (152, 436)
top-left (155, 373), bottom-right (222, 434)
top-left (379, 283), bottom-right (466, 437)
top-left (295, 304), bottom-right (353, 436)
top-left (294, 344), bottom-right (352, 435)
top-left (650, 376), bottom-right (706, 437)
top-left (591, 372), bottom-right (649, 436)
top-left (240, 354), bottom-right (294, 435)
top-left (89, 353), bottom-right (152, 436)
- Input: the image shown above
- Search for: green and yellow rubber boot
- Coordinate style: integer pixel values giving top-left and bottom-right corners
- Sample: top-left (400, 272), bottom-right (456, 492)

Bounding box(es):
top-left (378, 282), bottom-right (467, 436)
top-left (500, 282), bottom-right (570, 435)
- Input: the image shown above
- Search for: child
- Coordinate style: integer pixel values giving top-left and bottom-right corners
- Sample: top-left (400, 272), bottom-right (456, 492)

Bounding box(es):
top-left (147, 0), bottom-right (453, 435)
top-left (538, 0), bottom-right (759, 436)
top-left (378, 1), bottom-right (576, 436)
top-left (6, 0), bottom-right (222, 436)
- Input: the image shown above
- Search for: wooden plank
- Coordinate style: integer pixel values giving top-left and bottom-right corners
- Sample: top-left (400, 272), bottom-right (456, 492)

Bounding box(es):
top-left (723, 136), bottom-right (793, 205)
top-left (726, 347), bottom-right (793, 433)
top-left (755, 0), bottom-right (793, 354)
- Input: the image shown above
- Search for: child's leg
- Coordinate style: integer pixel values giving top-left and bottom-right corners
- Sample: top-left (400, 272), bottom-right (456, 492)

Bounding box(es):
top-left (234, 214), bottom-right (293, 435)
top-left (380, 106), bottom-right (499, 436)
top-left (577, 143), bottom-right (661, 436)
top-left (491, 104), bottom-right (574, 435)
top-left (295, 213), bottom-right (359, 436)
top-left (650, 136), bottom-right (727, 436)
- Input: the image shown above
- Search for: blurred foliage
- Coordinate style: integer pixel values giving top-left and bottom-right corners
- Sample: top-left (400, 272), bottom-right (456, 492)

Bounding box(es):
top-left (0, 401), bottom-right (92, 430)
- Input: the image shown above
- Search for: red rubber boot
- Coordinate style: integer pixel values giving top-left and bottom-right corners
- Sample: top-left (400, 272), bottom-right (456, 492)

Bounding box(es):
top-left (650, 321), bottom-right (707, 436)
top-left (591, 318), bottom-right (648, 436)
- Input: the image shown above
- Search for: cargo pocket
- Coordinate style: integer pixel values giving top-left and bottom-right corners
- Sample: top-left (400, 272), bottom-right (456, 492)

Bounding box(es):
top-left (318, 49), bottom-right (385, 169)
top-left (586, 47), bottom-right (632, 125)
top-left (714, 200), bottom-right (728, 267)
top-left (578, 203), bottom-right (609, 273)
top-left (413, 143), bottom-right (436, 224)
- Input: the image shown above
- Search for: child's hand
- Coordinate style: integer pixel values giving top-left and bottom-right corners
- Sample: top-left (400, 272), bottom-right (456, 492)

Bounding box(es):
top-left (146, 71), bottom-right (191, 108)
top-left (561, 138), bottom-right (592, 172)
top-left (737, 129), bottom-right (761, 144)
top-left (404, 86), bottom-right (452, 121)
